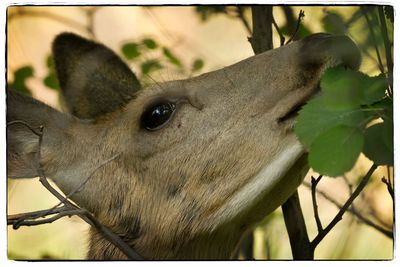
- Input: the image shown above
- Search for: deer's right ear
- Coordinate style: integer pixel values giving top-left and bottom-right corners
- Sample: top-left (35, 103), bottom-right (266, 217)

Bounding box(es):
top-left (53, 33), bottom-right (142, 119)
top-left (7, 89), bottom-right (73, 178)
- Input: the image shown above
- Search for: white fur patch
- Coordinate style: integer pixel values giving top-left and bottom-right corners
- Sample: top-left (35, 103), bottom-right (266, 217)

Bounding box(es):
top-left (211, 137), bottom-right (304, 229)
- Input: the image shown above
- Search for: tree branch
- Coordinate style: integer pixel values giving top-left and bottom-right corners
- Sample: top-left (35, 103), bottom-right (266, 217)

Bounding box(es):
top-left (381, 177), bottom-right (394, 201)
top-left (285, 10), bottom-right (305, 45)
top-left (360, 7), bottom-right (385, 74)
top-left (311, 175), bottom-right (323, 233)
top-left (249, 6), bottom-right (273, 53)
top-left (282, 190), bottom-right (314, 259)
top-left (272, 16), bottom-right (285, 46)
top-left (248, 6), bottom-right (313, 259)
top-left (311, 164), bottom-right (378, 249)
top-left (237, 7), bottom-right (252, 35)
top-left (303, 181), bottom-right (393, 239)
top-left (377, 6), bottom-right (393, 92)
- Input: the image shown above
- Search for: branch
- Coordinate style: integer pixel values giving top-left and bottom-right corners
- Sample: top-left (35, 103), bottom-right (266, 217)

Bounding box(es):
top-left (285, 10), bottom-right (305, 45)
top-left (360, 7), bottom-right (385, 74)
top-left (236, 7), bottom-right (252, 35)
top-left (311, 175), bottom-right (323, 232)
top-left (311, 164), bottom-right (378, 249)
top-left (282, 190), bottom-right (313, 259)
top-left (381, 177), bottom-right (394, 201)
top-left (8, 207), bottom-right (69, 227)
top-left (249, 6), bottom-right (273, 53)
top-left (12, 208), bottom-right (86, 228)
top-left (307, 182), bottom-right (393, 239)
top-left (303, 181), bottom-right (393, 239)
top-left (377, 6), bottom-right (393, 92)
top-left (272, 16), bottom-right (285, 46)
top-left (80, 7), bottom-right (101, 40)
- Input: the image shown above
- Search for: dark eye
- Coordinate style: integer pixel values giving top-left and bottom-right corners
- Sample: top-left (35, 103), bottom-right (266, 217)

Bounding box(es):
top-left (141, 102), bottom-right (176, 131)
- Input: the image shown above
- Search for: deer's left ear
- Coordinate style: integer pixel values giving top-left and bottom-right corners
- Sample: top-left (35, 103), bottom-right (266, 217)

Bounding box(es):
top-left (7, 88), bottom-right (74, 178)
top-left (53, 33), bottom-right (142, 119)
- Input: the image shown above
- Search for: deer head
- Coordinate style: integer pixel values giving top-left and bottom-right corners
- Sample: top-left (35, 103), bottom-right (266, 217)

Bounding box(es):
top-left (7, 32), bottom-right (360, 259)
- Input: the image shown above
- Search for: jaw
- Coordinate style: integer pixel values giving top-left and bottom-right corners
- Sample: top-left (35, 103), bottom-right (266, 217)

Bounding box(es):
top-left (206, 134), bottom-right (306, 232)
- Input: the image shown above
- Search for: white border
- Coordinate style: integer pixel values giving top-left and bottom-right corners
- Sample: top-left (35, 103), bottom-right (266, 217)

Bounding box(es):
top-left (0, 1), bottom-right (398, 266)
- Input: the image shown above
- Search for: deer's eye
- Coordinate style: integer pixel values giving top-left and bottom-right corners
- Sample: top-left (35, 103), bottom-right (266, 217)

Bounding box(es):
top-left (141, 102), bottom-right (176, 131)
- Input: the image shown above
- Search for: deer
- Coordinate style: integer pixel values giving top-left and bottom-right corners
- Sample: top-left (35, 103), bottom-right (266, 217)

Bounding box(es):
top-left (7, 32), bottom-right (360, 260)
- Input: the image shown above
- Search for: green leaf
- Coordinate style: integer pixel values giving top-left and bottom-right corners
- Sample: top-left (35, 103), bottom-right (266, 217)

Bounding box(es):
top-left (162, 47), bottom-right (182, 67)
top-left (14, 66), bottom-right (34, 79)
top-left (320, 67), bottom-right (364, 109)
top-left (121, 43), bottom-right (140, 59)
top-left (141, 60), bottom-right (162, 75)
top-left (142, 38), bottom-right (158, 49)
top-left (10, 65), bottom-right (34, 96)
top-left (294, 96), bottom-right (366, 148)
top-left (308, 125), bottom-right (364, 177)
top-left (46, 55), bottom-right (55, 69)
top-left (363, 122), bottom-right (393, 165)
top-left (191, 58), bottom-right (204, 72)
top-left (321, 67), bottom-right (387, 110)
top-left (43, 72), bottom-right (60, 90)
top-left (360, 74), bottom-right (387, 104)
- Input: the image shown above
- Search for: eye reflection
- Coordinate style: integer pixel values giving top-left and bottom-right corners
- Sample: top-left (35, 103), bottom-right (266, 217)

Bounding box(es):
top-left (141, 102), bottom-right (176, 131)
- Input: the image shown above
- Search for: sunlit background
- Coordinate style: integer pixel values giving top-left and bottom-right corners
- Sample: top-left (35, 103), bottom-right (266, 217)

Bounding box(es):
top-left (7, 6), bottom-right (393, 260)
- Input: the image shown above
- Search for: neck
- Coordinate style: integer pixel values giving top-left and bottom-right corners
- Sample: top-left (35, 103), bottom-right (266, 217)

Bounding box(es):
top-left (87, 224), bottom-right (246, 260)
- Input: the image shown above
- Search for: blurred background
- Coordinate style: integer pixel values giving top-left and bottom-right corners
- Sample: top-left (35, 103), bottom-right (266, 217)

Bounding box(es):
top-left (7, 6), bottom-right (393, 260)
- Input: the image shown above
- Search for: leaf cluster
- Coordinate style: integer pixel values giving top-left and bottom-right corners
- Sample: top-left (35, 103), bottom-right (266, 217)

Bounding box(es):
top-left (295, 66), bottom-right (393, 177)
top-left (121, 37), bottom-right (204, 83)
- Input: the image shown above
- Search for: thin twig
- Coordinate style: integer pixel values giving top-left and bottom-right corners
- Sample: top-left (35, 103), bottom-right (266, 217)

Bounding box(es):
top-left (272, 16), bottom-right (285, 46)
top-left (285, 10), bottom-right (305, 45)
top-left (237, 7), bottom-right (252, 35)
top-left (8, 207), bottom-right (69, 226)
top-left (303, 182), bottom-right (393, 239)
top-left (360, 7), bottom-right (385, 74)
top-left (311, 164), bottom-right (378, 249)
top-left (381, 177), bottom-right (394, 201)
top-left (80, 7), bottom-right (100, 40)
top-left (44, 153), bottom-right (121, 217)
top-left (311, 175), bottom-right (323, 233)
top-left (7, 121), bottom-right (143, 260)
top-left (377, 6), bottom-right (393, 93)
top-left (13, 209), bottom-right (85, 228)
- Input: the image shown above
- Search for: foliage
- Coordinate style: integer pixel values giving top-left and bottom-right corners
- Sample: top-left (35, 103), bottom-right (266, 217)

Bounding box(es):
top-left (295, 17), bottom-right (393, 177)
top-left (120, 37), bottom-right (204, 83)
top-left (43, 55), bottom-right (60, 90)
top-left (9, 66), bottom-right (34, 96)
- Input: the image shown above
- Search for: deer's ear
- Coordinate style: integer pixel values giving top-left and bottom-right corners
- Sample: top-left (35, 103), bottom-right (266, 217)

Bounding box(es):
top-left (7, 89), bottom-right (73, 178)
top-left (53, 33), bottom-right (142, 119)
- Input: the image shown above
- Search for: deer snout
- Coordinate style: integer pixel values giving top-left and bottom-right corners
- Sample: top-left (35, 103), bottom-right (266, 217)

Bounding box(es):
top-left (299, 33), bottom-right (361, 70)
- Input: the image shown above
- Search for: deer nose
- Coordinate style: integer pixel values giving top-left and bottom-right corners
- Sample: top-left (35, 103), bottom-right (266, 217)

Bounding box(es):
top-left (299, 33), bottom-right (361, 70)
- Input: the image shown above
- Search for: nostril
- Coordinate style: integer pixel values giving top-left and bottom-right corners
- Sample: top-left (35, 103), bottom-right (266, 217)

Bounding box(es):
top-left (299, 33), bottom-right (361, 70)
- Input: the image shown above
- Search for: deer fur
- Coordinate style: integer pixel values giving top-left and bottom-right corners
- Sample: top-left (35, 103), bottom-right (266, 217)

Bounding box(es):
top-left (7, 32), bottom-right (360, 259)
